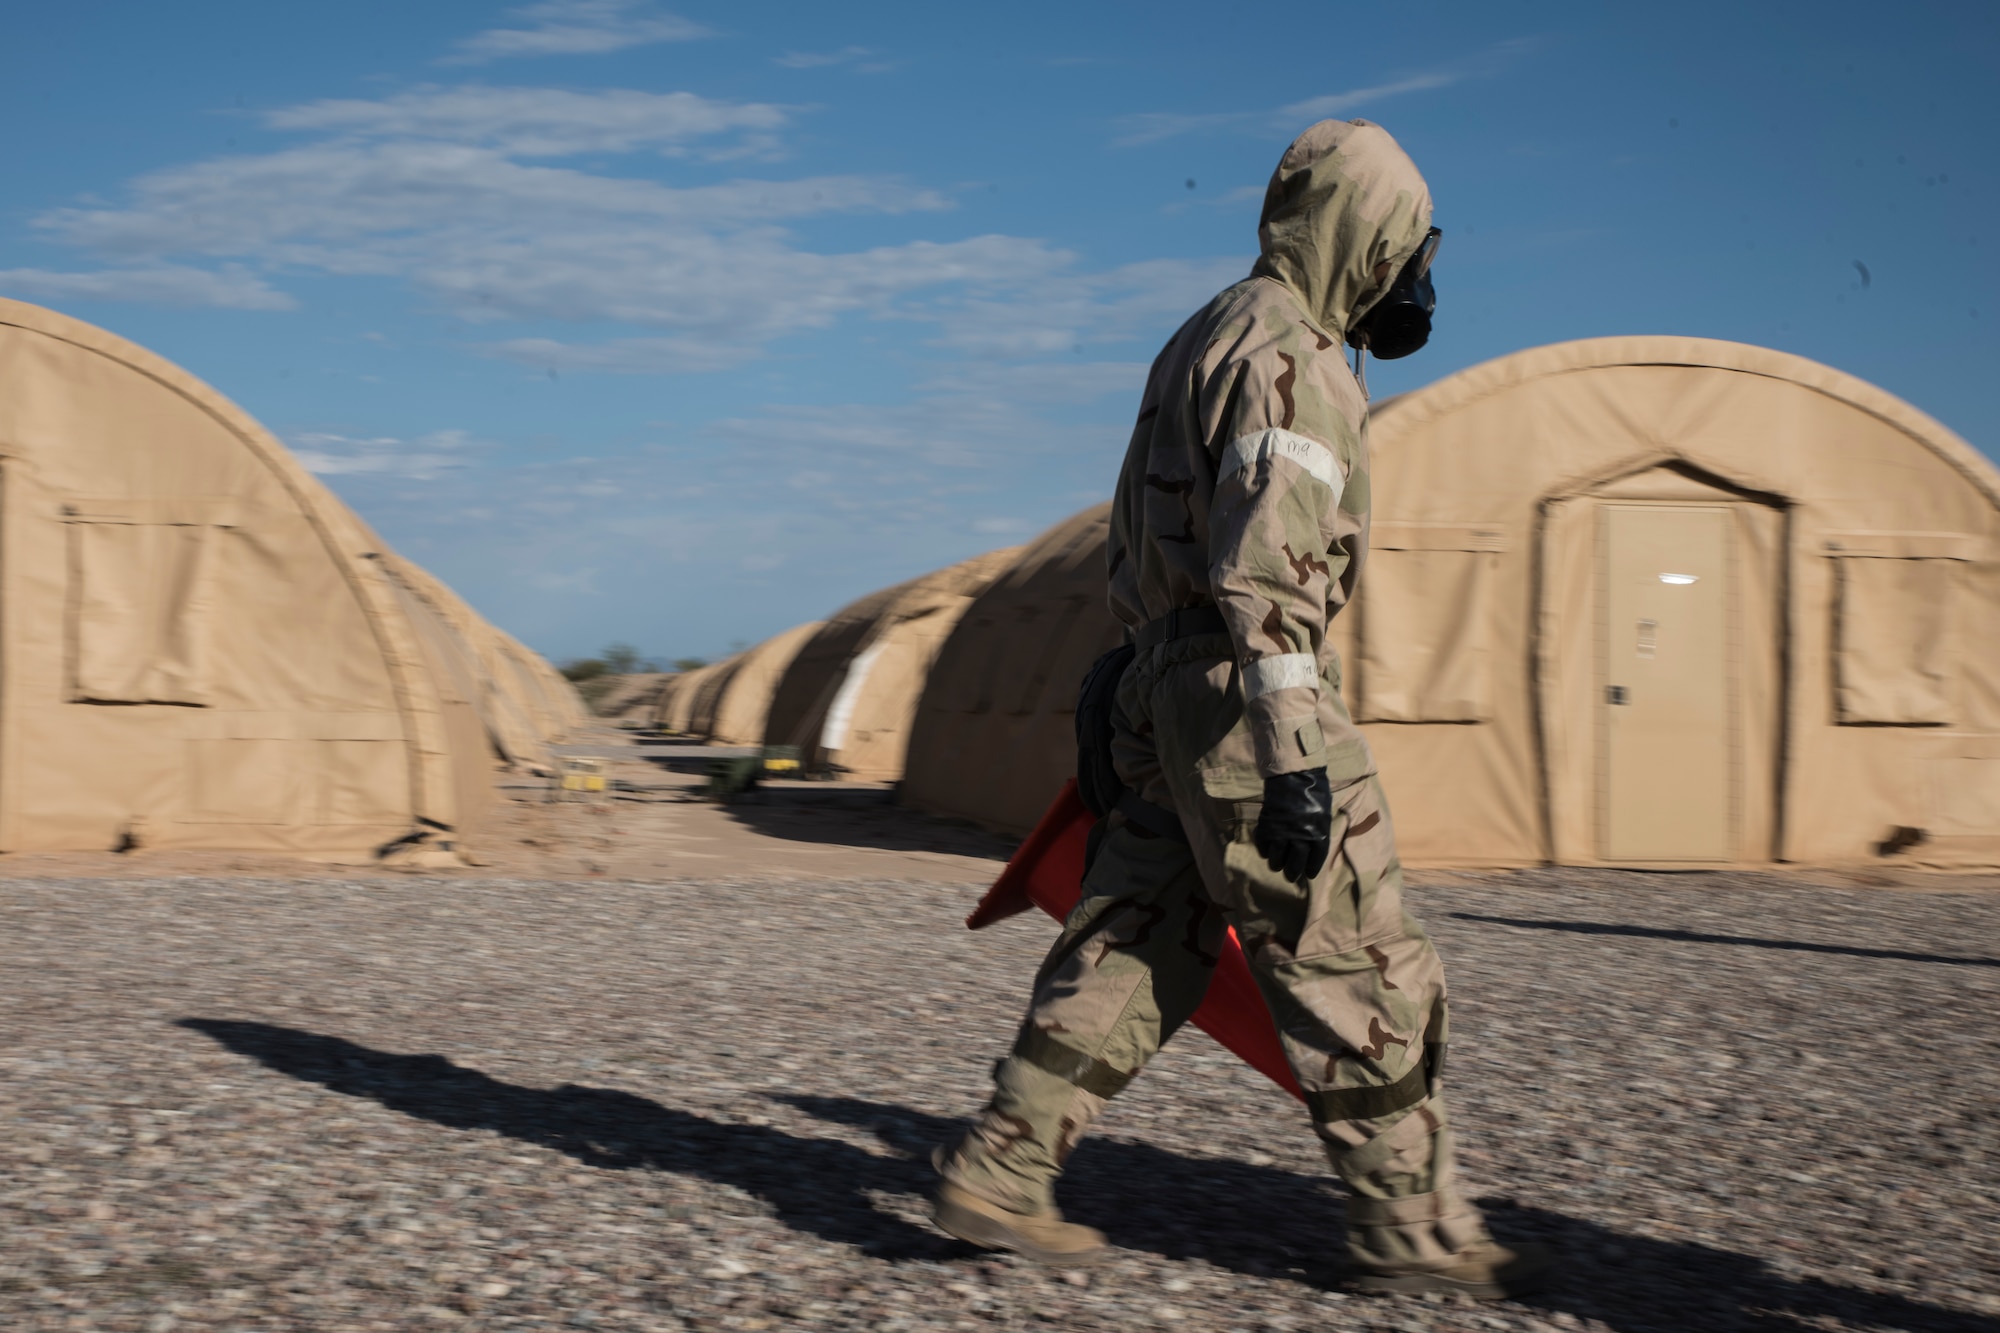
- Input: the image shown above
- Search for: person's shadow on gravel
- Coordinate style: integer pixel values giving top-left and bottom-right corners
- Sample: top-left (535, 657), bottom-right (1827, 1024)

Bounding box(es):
top-left (176, 1019), bottom-right (963, 1262)
top-left (179, 1021), bottom-right (1997, 1332)
top-left (786, 1094), bottom-right (2000, 1333)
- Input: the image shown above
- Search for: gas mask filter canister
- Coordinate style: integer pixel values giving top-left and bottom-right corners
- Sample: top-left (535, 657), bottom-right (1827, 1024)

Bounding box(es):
top-left (1346, 226), bottom-right (1441, 361)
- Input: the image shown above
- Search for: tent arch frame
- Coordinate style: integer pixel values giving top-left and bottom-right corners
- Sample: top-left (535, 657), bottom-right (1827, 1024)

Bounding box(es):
top-left (0, 298), bottom-right (469, 843)
top-left (1375, 335), bottom-right (2000, 509)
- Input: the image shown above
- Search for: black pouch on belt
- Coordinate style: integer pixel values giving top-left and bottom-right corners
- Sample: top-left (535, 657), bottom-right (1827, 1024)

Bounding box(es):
top-left (1074, 643), bottom-right (1134, 824)
top-left (1073, 643), bottom-right (1183, 871)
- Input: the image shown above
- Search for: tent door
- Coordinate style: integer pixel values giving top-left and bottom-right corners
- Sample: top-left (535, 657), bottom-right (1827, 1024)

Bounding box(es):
top-left (1598, 504), bottom-right (1735, 861)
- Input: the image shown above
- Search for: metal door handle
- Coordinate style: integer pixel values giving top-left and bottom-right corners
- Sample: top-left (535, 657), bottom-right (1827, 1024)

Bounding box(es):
top-left (1607, 685), bottom-right (1630, 705)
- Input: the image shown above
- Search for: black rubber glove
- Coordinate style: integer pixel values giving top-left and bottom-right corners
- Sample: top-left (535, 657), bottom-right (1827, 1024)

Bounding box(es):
top-left (1253, 768), bottom-right (1333, 886)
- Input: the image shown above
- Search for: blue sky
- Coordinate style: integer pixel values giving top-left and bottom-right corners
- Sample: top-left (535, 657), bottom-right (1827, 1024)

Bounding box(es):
top-left (3, 1), bottom-right (1994, 663)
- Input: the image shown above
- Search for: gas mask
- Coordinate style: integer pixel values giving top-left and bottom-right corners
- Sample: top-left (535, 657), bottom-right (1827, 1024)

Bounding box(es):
top-left (1347, 226), bottom-right (1441, 361)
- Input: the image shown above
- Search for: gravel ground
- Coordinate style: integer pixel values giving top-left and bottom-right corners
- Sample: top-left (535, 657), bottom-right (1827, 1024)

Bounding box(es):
top-left (3, 869), bottom-right (1997, 1333)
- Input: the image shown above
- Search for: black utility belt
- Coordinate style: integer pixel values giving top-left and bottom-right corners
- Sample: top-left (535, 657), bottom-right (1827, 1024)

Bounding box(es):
top-left (1131, 604), bottom-right (1227, 650)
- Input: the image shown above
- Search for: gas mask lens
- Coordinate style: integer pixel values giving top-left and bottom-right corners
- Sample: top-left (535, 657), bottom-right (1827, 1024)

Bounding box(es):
top-left (1347, 226), bottom-right (1441, 360)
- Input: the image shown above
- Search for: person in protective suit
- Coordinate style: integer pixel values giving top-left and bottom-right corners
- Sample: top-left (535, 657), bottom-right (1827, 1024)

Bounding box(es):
top-left (932, 119), bottom-right (1551, 1299)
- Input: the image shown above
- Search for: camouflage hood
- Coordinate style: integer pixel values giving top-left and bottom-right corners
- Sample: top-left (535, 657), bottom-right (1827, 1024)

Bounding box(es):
top-left (1250, 119), bottom-right (1434, 342)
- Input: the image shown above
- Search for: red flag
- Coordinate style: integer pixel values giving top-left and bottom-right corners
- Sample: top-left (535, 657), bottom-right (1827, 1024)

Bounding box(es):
top-left (967, 780), bottom-right (1305, 1102)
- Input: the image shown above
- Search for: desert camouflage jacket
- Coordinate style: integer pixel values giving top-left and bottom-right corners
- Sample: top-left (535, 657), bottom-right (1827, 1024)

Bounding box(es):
top-left (1107, 118), bottom-right (1434, 781)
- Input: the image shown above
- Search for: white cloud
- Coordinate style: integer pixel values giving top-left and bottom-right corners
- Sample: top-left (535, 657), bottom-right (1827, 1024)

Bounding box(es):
top-left (267, 86), bottom-right (790, 158)
top-left (485, 335), bottom-right (755, 375)
top-left (1157, 182), bottom-right (1270, 219)
top-left (292, 429), bottom-right (479, 479)
top-left (1276, 72), bottom-right (1462, 123)
top-left (475, 261), bottom-right (1225, 376)
top-left (774, 46), bottom-right (873, 69)
top-left (913, 359), bottom-right (1147, 404)
top-left (42, 142), bottom-right (948, 262)
top-left (0, 263), bottom-right (295, 310)
top-left (707, 357), bottom-right (1147, 471)
top-left (1112, 40), bottom-right (1539, 146)
top-left (1111, 111), bottom-right (1245, 148)
top-left (314, 383), bottom-right (1136, 656)
top-left (442, 0), bottom-right (709, 65)
top-left (21, 82), bottom-right (1238, 367)
top-left (29, 123), bottom-right (1018, 342)
top-left (528, 567), bottom-right (602, 592)
top-left (928, 255), bottom-right (1247, 357)
top-left (1111, 75), bottom-right (1457, 148)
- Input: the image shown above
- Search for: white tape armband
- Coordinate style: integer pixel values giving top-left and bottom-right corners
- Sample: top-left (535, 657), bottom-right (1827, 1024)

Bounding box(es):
top-left (1217, 428), bottom-right (1343, 501)
top-left (1242, 653), bottom-right (1319, 701)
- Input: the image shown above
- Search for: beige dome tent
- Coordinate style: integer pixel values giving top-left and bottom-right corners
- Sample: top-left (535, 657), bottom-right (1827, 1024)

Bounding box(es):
top-left (903, 506), bottom-right (1122, 832)
top-left (656, 659), bottom-right (732, 735)
top-left (649, 670), bottom-right (694, 733)
top-left (764, 549), bottom-right (1020, 775)
top-left (903, 338), bottom-right (2000, 871)
top-left (370, 557), bottom-right (526, 833)
top-left (595, 672), bottom-right (670, 722)
top-left (685, 653), bottom-right (747, 738)
top-left (0, 297), bottom-right (564, 857)
top-left (814, 596), bottom-right (991, 781)
top-left (1345, 335), bottom-right (1998, 870)
top-left (381, 553), bottom-right (573, 773)
top-left (705, 620), bottom-right (822, 745)
top-left (506, 631), bottom-right (590, 736)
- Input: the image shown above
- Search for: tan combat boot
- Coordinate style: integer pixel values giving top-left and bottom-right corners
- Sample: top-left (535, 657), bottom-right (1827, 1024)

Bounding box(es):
top-left (1343, 1189), bottom-right (1553, 1299)
top-left (931, 1180), bottom-right (1107, 1266)
top-left (1348, 1238), bottom-right (1554, 1300)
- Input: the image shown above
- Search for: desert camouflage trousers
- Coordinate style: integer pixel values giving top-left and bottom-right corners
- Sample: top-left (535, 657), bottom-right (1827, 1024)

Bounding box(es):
top-left (942, 633), bottom-right (1489, 1272)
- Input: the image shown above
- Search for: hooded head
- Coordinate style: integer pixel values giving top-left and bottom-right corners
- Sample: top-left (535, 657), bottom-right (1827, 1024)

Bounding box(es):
top-left (1250, 119), bottom-right (1433, 342)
